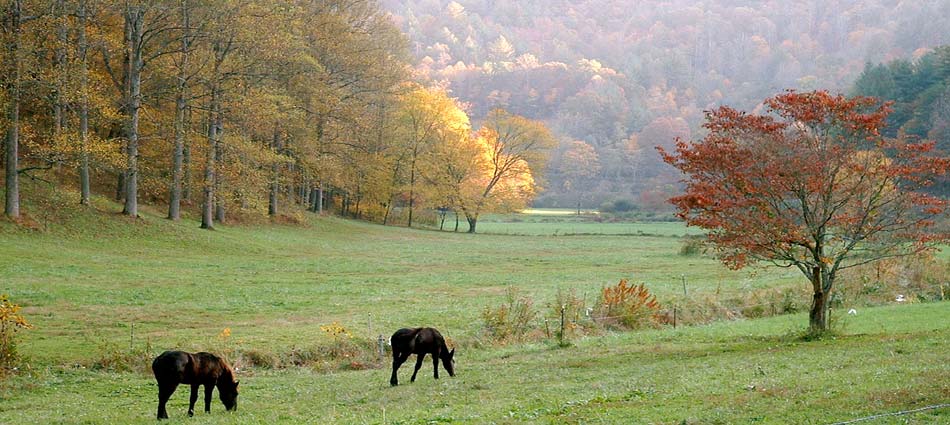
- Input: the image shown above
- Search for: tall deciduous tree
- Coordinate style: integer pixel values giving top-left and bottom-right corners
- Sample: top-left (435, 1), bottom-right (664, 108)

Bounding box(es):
top-left (167, 0), bottom-right (193, 220)
top-left (2, 0), bottom-right (30, 218)
top-left (660, 91), bottom-right (950, 331)
top-left (460, 109), bottom-right (556, 233)
top-left (559, 140), bottom-right (601, 212)
top-left (395, 86), bottom-right (468, 227)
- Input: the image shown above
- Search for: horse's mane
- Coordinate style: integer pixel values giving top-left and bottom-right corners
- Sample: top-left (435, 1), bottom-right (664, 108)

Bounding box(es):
top-left (215, 355), bottom-right (236, 384)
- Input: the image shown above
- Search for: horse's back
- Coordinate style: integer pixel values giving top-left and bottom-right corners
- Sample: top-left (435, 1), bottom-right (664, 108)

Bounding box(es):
top-left (152, 351), bottom-right (191, 382)
top-left (416, 327), bottom-right (443, 342)
top-left (390, 328), bottom-right (418, 351)
top-left (391, 327), bottom-right (445, 354)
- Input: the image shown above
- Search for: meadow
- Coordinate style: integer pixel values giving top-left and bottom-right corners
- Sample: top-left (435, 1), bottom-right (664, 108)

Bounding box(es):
top-left (0, 201), bottom-right (948, 424)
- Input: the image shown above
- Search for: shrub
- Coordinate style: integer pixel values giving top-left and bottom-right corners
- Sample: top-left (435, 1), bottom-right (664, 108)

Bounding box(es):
top-left (599, 198), bottom-right (638, 213)
top-left (546, 288), bottom-right (589, 345)
top-left (0, 295), bottom-right (33, 370)
top-left (595, 279), bottom-right (661, 329)
top-left (679, 236), bottom-right (705, 256)
top-left (90, 344), bottom-right (153, 374)
top-left (838, 254), bottom-right (948, 305)
top-left (240, 349), bottom-right (278, 369)
top-left (481, 287), bottom-right (537, 343)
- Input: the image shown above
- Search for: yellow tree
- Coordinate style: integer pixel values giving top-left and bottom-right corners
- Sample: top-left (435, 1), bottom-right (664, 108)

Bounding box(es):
top-left (459, 109), bottom-right (557, 233)
top-left (559, 140), bottom-right (601, 213)
top-left (423, 124), bottom-right (483, 231)
top-left (394, 85), bottom-right (470, 227)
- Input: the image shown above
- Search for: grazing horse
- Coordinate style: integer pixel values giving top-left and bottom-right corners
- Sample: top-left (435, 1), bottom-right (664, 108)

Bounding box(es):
top-left (151, 351), bottom-right (239, 420)
top-left (389, 327), bottom-right (455, 386)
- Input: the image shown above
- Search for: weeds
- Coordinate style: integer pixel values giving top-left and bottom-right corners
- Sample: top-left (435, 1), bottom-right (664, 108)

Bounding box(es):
top-left (0, 295), bottom-right (33, 371)
top-left (545, 288), bottom-right (589, 346)
top-left (482, 287), bottom-right (537, 343)
top-left (595, 279), bottom-right (661, 330)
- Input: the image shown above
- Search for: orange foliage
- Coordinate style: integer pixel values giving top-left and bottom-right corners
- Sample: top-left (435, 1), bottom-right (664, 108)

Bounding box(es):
top-left (597, 279), bottom-right (661, 329)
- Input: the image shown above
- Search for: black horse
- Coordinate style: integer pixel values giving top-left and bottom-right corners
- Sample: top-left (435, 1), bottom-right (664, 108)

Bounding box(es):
top-left (151, 351), bottom-right (239, 420)
top-left (389, 327), bottom-right (455, 386)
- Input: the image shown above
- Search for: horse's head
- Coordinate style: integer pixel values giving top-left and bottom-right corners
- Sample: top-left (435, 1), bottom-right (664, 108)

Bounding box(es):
top-left (219, 380), bottom-right (239, 411)
top-left (442, 348), bottom-right (456, 377)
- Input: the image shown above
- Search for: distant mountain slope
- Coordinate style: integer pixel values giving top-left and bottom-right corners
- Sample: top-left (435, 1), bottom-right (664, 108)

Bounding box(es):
top-left (381, 0), bottom-right (950, 207)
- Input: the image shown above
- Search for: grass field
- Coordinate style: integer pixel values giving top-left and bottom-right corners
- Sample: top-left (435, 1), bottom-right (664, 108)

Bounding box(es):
top-left (1, 201), bottom-right (948, 424)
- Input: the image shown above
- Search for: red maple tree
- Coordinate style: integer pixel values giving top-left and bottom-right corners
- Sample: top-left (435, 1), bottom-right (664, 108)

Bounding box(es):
top-left (659, 91), bottom-right (950, 331)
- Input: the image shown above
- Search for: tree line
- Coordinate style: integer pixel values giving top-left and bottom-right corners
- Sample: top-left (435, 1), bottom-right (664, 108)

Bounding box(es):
top-left (0, 0), bottom-right (555, 233)
top-left (852, 46), bottom-right (950, 196)
top-left (382, 0), bottom-right (950, 208)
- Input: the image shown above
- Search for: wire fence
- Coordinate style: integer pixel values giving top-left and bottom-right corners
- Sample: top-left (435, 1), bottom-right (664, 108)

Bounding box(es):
top-left (827, 403), bottom-right (950, 425)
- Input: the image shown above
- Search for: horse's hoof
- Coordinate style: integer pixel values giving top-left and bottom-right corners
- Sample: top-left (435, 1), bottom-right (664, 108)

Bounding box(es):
top-left (188, 411), bottom-right (194, 417)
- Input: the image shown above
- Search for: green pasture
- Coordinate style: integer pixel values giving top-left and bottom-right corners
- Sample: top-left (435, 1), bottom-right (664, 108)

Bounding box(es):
top-left (0, 201), bottom-right (947, 423)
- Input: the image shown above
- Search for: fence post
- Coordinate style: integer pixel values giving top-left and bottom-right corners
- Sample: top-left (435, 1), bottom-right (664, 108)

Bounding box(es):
top-left (673, 307), bottom-right (677, 329)
top-left (681, 275), bottom-right (688, 297)
top-left (559, 305), bottom-right (566, 346)
top-left (130, 323), bottom-right (135, 351)
top-left (377, 334), bottom-right (386, 361)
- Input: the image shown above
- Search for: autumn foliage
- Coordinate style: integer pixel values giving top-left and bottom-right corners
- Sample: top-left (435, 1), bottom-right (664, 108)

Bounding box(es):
top-left (659, 90), bottom-right (950, 330)
top-left (0, 294), bottom-right (33, 369)
top-left (596, 279), bottom-right (661, 330)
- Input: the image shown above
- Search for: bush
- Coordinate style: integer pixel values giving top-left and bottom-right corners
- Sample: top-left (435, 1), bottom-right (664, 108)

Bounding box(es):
top-left (240, 349), bottom-right (278, 369)
top-left (679, 236), bottom-right (705, 256)
top-left (599, 198), bottom-right (638, 213)
top-left (481, 287), bottom-right (537, 343)
top-left (838, 254), bottom-right (949, 305)
top-left (545, 288), bottom-right (590, 346)
top-left (0, 295), bottom-right (33, 370)
top-left (595, 279), bottom-right (661, 330)
top-left (90, 344), bottom-right (153, 374)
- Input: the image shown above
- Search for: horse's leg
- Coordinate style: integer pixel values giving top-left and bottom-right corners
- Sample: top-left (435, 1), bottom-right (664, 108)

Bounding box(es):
top-left (188, 384), bottom-right (199, 417)
top-left (432, 353), bottom-right (440, 380)
top-left (157, 382), bottom-right (178, 420)
top-left (410, 353), bottom-right (426, 383)
top-left (390, 352), bottom-right (408, 386)
top-left (204, 384), bottom-right (214, 413)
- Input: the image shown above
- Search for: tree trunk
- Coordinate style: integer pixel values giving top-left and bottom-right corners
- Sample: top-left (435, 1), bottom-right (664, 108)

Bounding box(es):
top-left (808, 266), bottom-right (831, 331)
top-left (200, 87), bottom-right (218, 230)
top-left (53, 0), bottom-right (67, 154)
top-left (182, 129), bottom-right (191, 201)
top-left (123, 6), bottom-right (145, 218)
top-left (408, 159), bottom-right (415, 227)
top-left (454, 211), bottom-right (459, 232)
top-left (78, 1), bottom-right (91, 206)
top-left (213, 127), bottom-right (224, 224)
top-left (3, 1), bottom-right (22, 218)
top-left (317, 185), bottom-right (324, 213)
top-left (467, 216), bottom-right (477, 233)
top-left (116, 156), bottom-right (125, 201)
top-left (268, 126), bottom-right (281, 216)
top-left (168, 0), bottom-right (189, 220)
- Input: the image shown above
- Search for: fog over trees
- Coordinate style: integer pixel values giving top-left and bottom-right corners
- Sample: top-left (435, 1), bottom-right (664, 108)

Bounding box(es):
top-left (380, 0), bottom-right (950, 209)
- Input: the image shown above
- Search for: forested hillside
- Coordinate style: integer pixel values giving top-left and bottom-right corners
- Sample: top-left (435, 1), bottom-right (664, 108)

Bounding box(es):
top-left (852, 46), bottom-right (950, 195)
top-left (381, 0), bottom-right (950, 207)
top-left (1, 0), bottom-right (554, 232)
